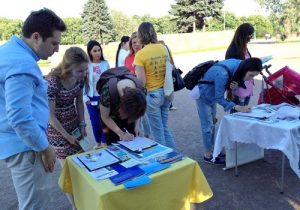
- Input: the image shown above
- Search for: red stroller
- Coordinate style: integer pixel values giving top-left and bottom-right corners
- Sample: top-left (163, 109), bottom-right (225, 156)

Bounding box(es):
top-left (258, 65), bottom-right (300, 105)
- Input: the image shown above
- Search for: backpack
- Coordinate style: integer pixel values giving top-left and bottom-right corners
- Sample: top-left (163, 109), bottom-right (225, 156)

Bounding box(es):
top-left (183, 60), bottom-right (218, 90)
top-left (96, 67), bottom-right (145, 104)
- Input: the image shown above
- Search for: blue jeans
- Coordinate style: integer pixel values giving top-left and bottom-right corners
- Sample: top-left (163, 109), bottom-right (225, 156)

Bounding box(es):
top-left (139, 114), bottom-right (151, 137)
top-left (146, 88), bottom-right (176, 149)
top-left (86, 96), bottom-right (105, 143)
top-left (196, 97), bottom-right (216, 153)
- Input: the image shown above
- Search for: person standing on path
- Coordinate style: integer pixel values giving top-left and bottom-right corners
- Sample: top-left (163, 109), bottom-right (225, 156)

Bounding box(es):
top-left (0, 8), bottom-right (66, 210)
top-left (84, 40), bottom-right (109, 147)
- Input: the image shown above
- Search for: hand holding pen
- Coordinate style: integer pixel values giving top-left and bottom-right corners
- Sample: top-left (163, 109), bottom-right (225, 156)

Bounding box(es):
top-left (118, 128), bottom-right (134, 141)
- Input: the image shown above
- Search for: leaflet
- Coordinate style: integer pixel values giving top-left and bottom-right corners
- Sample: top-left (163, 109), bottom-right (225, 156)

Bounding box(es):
top-left (77, 149), bottom-right (119, 171)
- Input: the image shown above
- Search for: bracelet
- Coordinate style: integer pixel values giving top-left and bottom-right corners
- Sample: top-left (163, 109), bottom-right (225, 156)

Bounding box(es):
top-left (79, 121), bottom-right (87, 128)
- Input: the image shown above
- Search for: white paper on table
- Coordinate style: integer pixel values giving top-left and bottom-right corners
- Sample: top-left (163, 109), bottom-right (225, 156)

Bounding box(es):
top-left (118, 137), bottom-right (157, 152)
top-left (232, 108), bottom-right (274, 119)
top-left (88, 168), bottom-right (118, 181)
top-left (121, 158), bottom-right (142, 168)
top-left (77, 150), bottom-right (119, 171)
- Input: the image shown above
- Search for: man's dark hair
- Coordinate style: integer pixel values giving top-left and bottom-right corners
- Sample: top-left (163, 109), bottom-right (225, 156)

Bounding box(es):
top-left (22, 8), bottom-right (66, 41)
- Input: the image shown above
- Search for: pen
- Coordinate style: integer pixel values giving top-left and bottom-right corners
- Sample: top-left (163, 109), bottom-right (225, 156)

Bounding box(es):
top-left (123, 128), bottom-right (129, 134)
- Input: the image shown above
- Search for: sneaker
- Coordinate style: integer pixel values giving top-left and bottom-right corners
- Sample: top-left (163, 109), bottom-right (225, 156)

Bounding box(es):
top-left (169, 106), bottom-right (177, 111)
top-left (217, 153), bottom-right (226, 158)
top-left (203, 156), bottom-right (225, 165)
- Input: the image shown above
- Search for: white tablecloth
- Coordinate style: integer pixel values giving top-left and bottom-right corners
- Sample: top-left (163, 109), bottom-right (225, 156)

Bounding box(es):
top-left (213, 113), bottom-right (300, 178)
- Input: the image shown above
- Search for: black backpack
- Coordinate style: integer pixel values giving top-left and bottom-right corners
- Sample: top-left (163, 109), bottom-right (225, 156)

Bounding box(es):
top-left (183, 60), bottom-right (218, 90)
top-left (96, 67), bottom-right (145, 104)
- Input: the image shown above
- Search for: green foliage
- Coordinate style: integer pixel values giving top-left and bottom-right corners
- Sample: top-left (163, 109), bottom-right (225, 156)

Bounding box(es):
top-left (247, 15), bottom-right (274, 37)
top-left (207, 12), bottom-right (241, 31)
top-left (111, 11), bottom-right (138, 41)
top-left (0, 18), bottom-right (22, 40)
top-left (169, 0), bottom-right (224, 33)
top-left (81, 0), bottom-right (115, 45)
top-left (257, 0), bottom-right (300, 35)
top-left (61, 18), bottom-right (83, 44)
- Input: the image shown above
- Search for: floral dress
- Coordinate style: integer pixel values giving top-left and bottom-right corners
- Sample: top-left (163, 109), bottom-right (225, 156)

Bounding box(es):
top-left (46, 76), bottom-right (83, 159)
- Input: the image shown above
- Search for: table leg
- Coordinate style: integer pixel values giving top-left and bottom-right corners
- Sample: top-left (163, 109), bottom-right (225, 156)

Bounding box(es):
top-left (280, 152), bottom-right (285, 194)
top-left (235, 141), bottom-right (238, 177)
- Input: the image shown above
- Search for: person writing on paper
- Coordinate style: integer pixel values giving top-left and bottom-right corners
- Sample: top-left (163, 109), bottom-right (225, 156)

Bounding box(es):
top-left (97, 67), bottom-right (147, 145)
top-left (134, 22), bottom-right (176, 149)
top-left (0, 8), bottom-right (66, 210)
top-left (195, 58), bottom-right (263, 165)
top-left (46, 47), bottom-right (89, 209)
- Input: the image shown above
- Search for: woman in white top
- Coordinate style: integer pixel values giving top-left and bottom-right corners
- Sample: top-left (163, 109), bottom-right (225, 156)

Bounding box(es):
top-left (84, 40), bottom-right (110, 147)
top-left (115, 35), bottom-right (129, 67)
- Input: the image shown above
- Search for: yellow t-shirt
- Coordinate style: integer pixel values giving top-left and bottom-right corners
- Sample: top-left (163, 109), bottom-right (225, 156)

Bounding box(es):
top-left (134, 43), bottom-right (167, 91)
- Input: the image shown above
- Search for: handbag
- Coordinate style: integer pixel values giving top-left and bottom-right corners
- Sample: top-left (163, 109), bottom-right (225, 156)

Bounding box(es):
top-left (163, 46), bottom-right (174, 98)
top-left (172, 68), bottom-right (185, 91)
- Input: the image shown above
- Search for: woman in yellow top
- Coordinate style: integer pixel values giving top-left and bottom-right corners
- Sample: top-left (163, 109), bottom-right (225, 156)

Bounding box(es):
top-left (134, 22), bottom-right (176, 149)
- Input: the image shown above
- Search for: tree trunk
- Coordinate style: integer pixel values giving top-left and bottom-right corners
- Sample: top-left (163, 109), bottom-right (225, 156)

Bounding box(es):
top-left (193, 21), bottom-right (196, 33)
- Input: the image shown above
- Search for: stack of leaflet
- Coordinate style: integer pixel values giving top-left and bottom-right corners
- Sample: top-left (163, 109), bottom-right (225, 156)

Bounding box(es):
top-left (116, 137), bottom-right (172, 161)
top-left (115, 143), bottom-right (172, 161)
top-left (152, 151), bottom-right (185, 164)
top-left (118, 137), bottom-right (157, 152)
top-left (77, 150), bottom-right (119, 171)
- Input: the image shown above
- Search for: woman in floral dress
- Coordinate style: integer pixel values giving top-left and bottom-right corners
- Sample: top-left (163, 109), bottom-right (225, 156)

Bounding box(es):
top-left (46, 47), bottom-right (88, 160)
top-left (46, 47), bottom-right (89, 209)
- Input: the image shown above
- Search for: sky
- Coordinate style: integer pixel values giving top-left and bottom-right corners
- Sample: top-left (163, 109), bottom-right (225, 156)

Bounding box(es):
top-left (0, 0), bottom-right (263, 20)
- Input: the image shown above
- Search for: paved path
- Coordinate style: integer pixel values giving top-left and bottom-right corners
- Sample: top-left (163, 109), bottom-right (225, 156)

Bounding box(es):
top-left (1, 41), bottom-right (300, 210)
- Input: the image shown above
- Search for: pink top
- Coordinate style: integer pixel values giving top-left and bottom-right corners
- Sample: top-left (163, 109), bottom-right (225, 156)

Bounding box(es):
top-left (233, 80), bottom-right (254, 98)
top-left (124, 54), bottom-right (135, 75)
top-left (233, 48), bottom-right (253, 98)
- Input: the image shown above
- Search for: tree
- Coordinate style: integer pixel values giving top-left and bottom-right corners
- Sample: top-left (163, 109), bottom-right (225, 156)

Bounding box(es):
top-left (0, 18), bottom-right (22, 40)
top-left (247, 15), bottom-right (273, 37)
top-left (61, 18), bottom-right (83, 44)
top-left (207, 12), bottom-right (241, 31)
top-left (257, 0), bottom-right (300, 35)
top-left (169, 0), bottom-right (224, 33)
top-left (111, 11), bottom-right (138, 41)
top-left (132, 15), bottom-right (177, 35)
top-left (81, 0), bottom-right (115, 45)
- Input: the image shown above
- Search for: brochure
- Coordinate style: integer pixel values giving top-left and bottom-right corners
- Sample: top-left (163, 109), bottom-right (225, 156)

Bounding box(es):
top-left (114, 143), bottom-right (172, 161)
top-left (87, 167), bottom-right (118, 181)
top-left (106, 145), bottom-right (131, 162)
top-left (77, 150), bottom-right (120, 171)
top-left (79, 137), bottom-right (94, 152)
top-left (153, 151), bottom-right (185, 164)
top-left (118, 137), bottom-right (157, 152)
top-left (109, 165), bottom-right (145, 185)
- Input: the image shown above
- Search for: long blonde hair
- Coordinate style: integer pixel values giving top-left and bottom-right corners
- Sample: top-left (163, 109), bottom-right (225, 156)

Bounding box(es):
top-left (128, 32), bottom-right (138, 56)
top-left (48, 47), bottom-right (89, 80)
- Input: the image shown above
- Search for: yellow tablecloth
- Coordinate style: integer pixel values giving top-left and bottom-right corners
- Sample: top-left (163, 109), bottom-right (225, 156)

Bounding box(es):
top-left (59, 153), bottom-right (213, 210)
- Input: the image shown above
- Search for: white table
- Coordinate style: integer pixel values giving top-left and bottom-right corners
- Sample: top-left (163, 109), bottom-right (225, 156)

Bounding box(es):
top-left (213, 106), bottom-right (300, 192)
